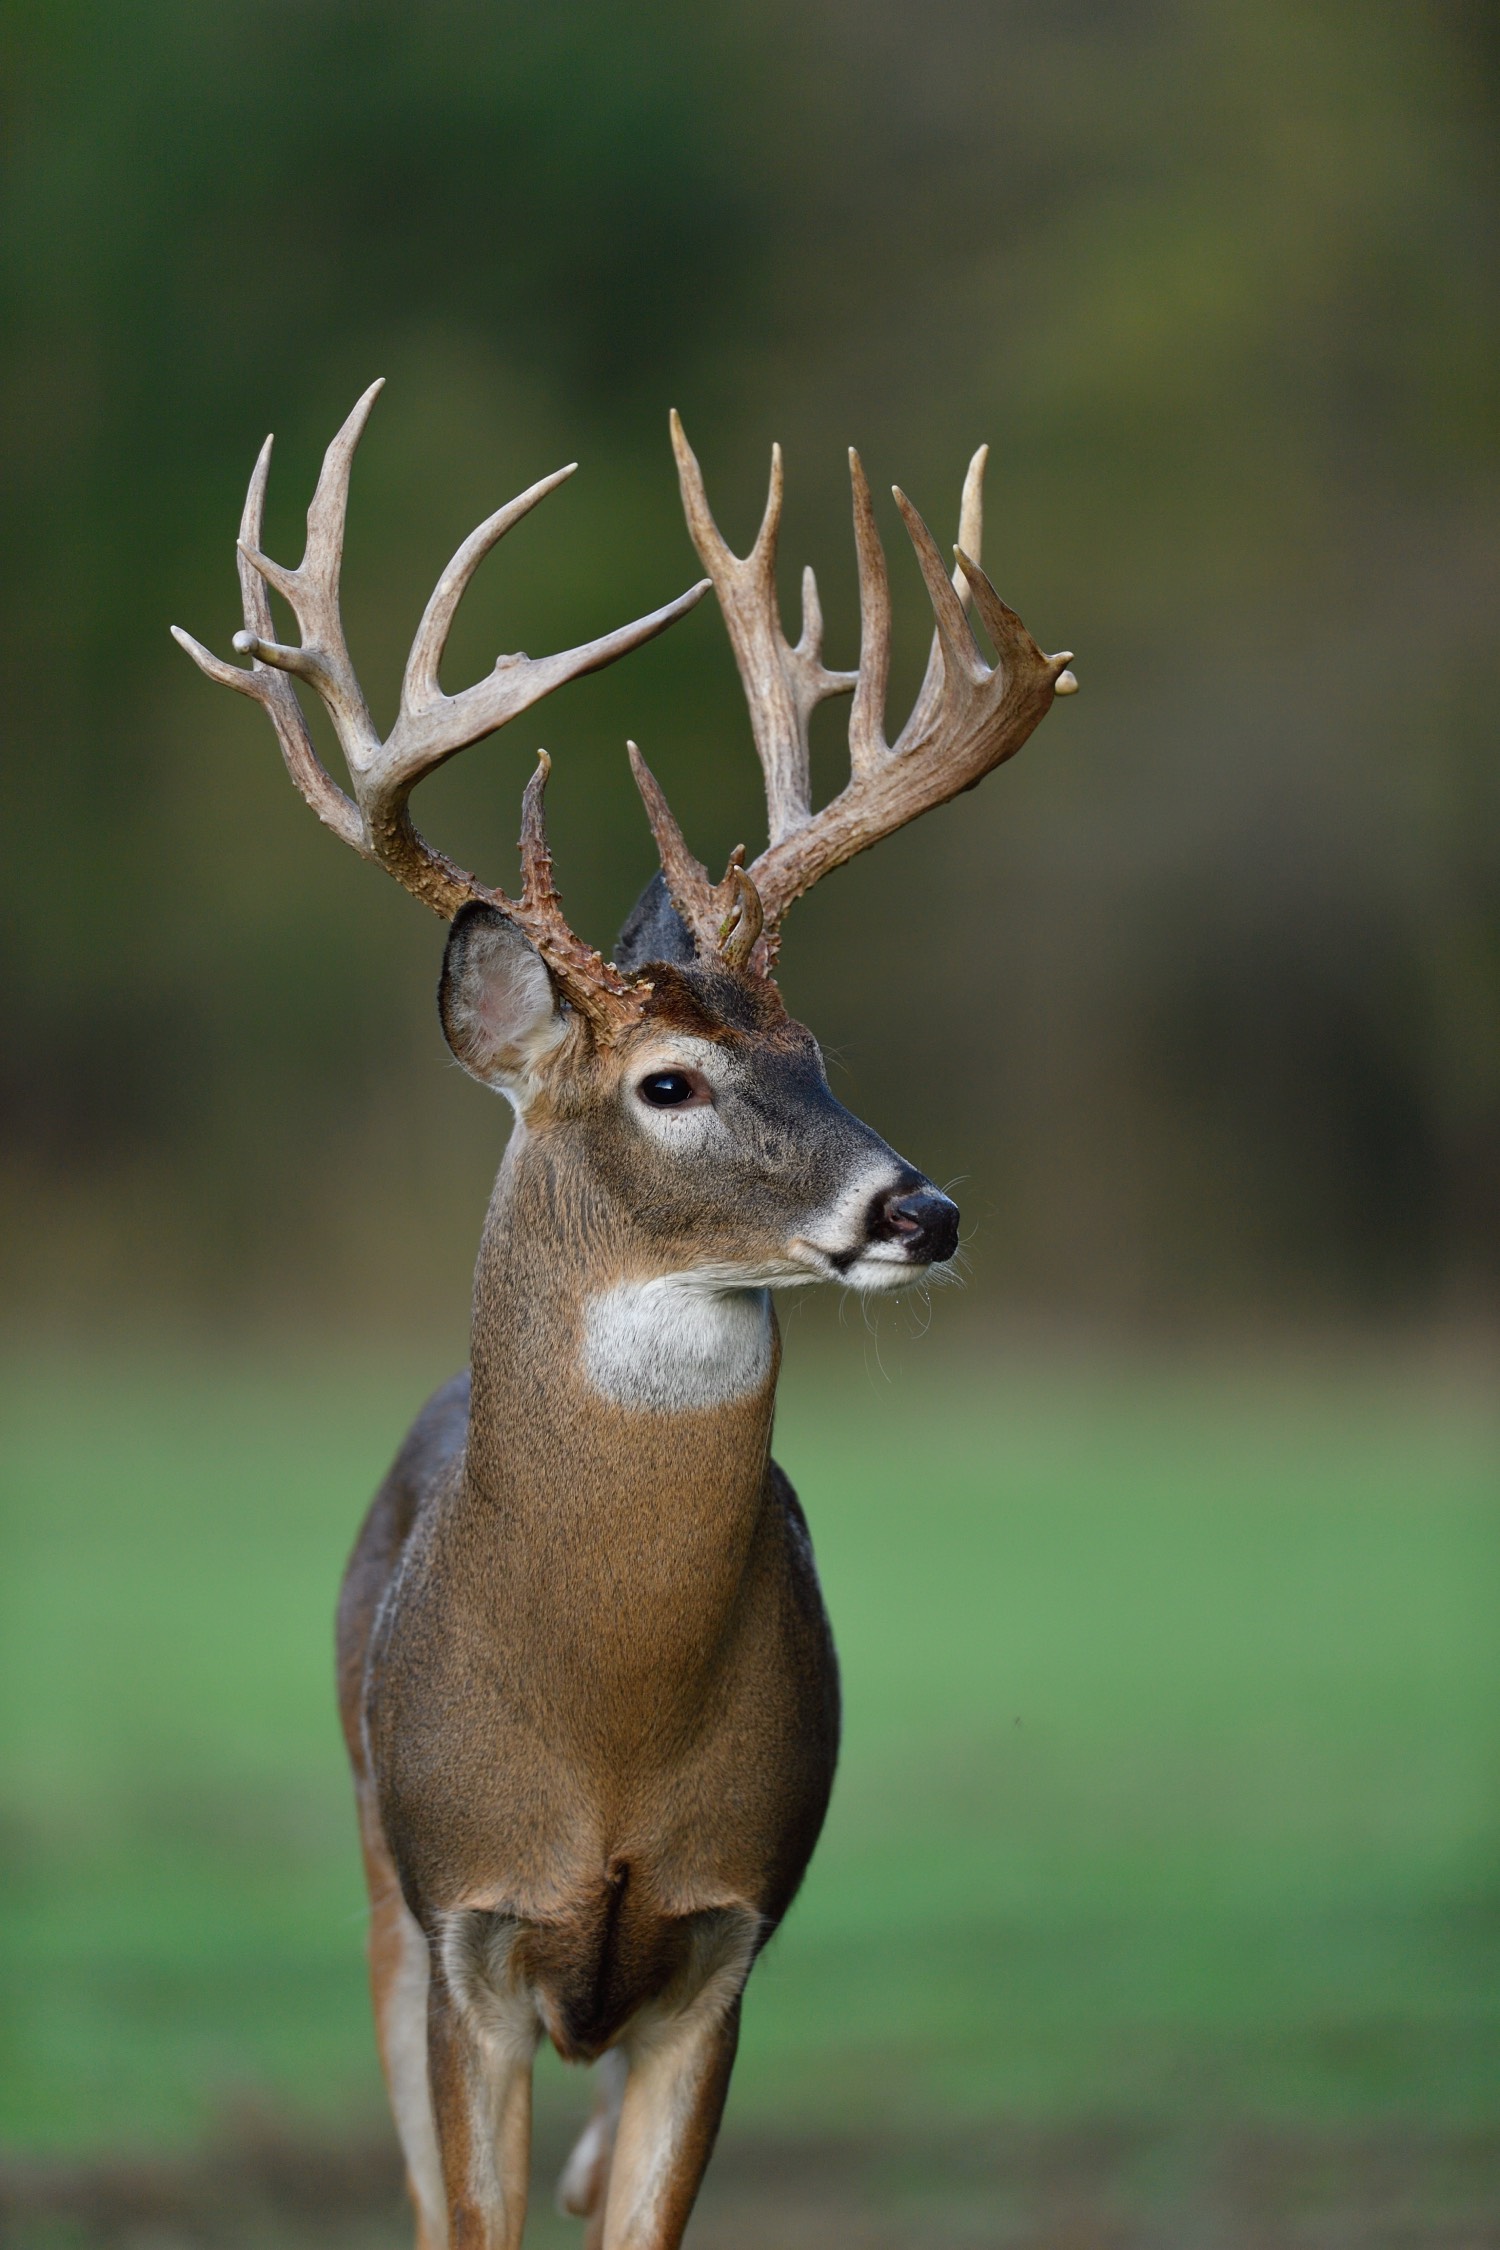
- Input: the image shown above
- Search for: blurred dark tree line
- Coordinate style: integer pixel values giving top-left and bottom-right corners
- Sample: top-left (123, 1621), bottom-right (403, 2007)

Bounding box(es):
top-left (1, 0), bottom-right (1495, 1330)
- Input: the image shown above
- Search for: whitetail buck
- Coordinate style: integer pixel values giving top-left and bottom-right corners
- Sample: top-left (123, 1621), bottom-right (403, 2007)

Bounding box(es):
top-left (174, 381), bottom-right (1075, 2250)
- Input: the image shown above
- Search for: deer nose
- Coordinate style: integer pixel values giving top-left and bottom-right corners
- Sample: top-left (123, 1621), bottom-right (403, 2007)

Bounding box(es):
top-left (874, 1185), bottom-right (960, 1264)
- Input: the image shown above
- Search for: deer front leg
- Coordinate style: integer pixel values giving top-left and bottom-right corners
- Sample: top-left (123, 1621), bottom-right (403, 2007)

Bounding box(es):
top-left (594, 1903), bottom-right (761, 2250)
top-left (363, 1840), bottom-right (446, 2250)
top-left (557, 2047), bottom-right (628, 2250)
top-left (601, 1993), bottom-right (742, 2249)
top-left (426, 1912), bottom-right (539, 2250)
top-left (598, 1906), bottom-right (761, 2250)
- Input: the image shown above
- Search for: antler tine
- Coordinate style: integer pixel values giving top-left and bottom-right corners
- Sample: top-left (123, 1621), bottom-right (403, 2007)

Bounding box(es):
top-left (744, 463), bottom-right (1076, 930)
top-left (797, 566), bottom-right (824, 656)
top-left (641, 424), bottom-right (1071, 969)
top-left (176, 382), bottom-right (713, 1034)
top-left (957, 445), bottom-right (986, 593)
top-left (626, 742), bottom-right (721, 948)
top-left (717, 864), bottom-right (764, 969)
top-left (624, 739), bottom-right (773, 971)
top-left (669, 413), bottom-right (856, 853)
top-left (402, 463), bottom-right (577, 713)
top-left (957, 544), bottom-right (1076, 697)
top-left (902, 450), bottom-right (986, 751)
top-left (171, 434), bottom-right (366, 854)
top-left (512, 751), bottom-right (637, 1026)
top-left (786, 551), bottom-right (859, 730)
top-left (846, 448), bottom-right (893, 780)
top-left (670, 407), bottom-right (761, 581)
top-left (236, 432), bottom-right (280, 645)
top-left (234, 380), bottom-right (384, 768)
top-left (385, 571), bottom-right (709, 786)
top-left (890, 485), bottom-right (989, 721)
top-left (903, 446), bottom-right (989, 750)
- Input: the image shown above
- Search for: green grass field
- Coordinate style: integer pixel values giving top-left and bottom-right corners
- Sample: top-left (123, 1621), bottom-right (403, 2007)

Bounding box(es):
top-left (2, 1338), bottom-right (1497, 2163)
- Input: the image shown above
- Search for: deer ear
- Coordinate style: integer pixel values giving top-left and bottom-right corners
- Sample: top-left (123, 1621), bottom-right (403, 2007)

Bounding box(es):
top-left (439, 902), bottom-right (566, 1092)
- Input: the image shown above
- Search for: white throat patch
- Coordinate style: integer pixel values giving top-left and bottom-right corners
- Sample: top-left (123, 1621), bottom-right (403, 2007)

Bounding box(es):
top-left (580, 1277), bottom-right (774, 1412)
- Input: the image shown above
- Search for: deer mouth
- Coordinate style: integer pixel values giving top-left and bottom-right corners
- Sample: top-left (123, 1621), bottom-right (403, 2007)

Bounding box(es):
top-left (789, 1236), bottom-right (955, 1293)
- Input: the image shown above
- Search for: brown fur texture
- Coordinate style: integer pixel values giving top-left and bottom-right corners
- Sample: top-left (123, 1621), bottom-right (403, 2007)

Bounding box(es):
top-left (337, 922), bottom-right (955, 2250)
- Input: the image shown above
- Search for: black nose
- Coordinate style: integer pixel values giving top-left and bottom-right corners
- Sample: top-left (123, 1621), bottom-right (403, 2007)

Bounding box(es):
top-left (874, 1185), bottom-right (960, 1264)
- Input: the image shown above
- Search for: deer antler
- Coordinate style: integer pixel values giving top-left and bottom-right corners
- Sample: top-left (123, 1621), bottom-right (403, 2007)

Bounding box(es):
top-left (173, 381), bottom-right (709, 1031)
top-left (636, 421), bottom-right (1076, 967)
top-left (669, 412), bottom-right (859, 850)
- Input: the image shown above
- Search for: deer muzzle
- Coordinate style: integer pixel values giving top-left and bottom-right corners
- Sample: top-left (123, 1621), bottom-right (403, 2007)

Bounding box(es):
top-left (872, 1185), bottom-right (961, 1265)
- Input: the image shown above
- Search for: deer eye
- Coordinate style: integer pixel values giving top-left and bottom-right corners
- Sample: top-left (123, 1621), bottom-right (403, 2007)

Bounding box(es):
top-left (637, 1069), bottom-right (709, 1110)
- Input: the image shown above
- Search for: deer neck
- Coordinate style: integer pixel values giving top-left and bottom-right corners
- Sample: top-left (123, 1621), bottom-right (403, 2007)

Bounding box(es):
top-left (464, 1123), bottom-right (781, 1546)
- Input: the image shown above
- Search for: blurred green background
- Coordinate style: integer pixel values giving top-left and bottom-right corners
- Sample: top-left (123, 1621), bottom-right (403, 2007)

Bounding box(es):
top-left (1, 1), bottom-right (1497, 2239)
top-left (3, 0), bottom-right (1496, 1328)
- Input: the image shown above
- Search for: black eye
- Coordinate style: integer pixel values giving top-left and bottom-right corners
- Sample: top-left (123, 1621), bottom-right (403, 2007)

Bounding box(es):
top-left (638, 1070), bottom-right (705, 1109)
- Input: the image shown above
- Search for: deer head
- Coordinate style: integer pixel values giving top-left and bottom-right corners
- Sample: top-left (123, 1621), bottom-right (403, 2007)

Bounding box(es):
top-left (174, 384), bottom-right (1075, 1311)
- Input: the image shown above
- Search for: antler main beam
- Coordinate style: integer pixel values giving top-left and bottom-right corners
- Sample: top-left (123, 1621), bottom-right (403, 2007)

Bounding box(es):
top-left (173, 382), bottom-right (709, 1026)
top-left (642, 421), bottom-right (1077, 963)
